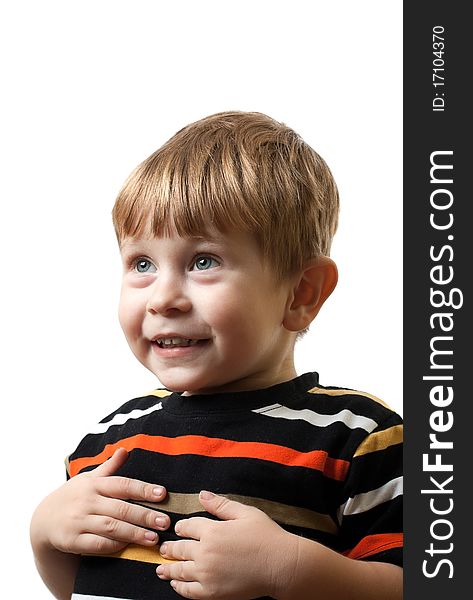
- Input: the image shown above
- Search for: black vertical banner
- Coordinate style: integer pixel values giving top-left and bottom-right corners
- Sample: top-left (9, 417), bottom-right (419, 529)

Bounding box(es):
top-left (404, 2), bottom-right (470, 598)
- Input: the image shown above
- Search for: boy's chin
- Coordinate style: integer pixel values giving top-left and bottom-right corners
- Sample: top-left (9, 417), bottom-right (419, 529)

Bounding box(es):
top-left (147, 362), bottom-right (269, 395)
top-left (150, 369), bottom-right (215, 395)
top-left (153, 371), bottom-right (245, 396)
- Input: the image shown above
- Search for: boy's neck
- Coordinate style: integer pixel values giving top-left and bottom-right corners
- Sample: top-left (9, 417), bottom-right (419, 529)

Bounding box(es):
top-left (181, 361), bottom-right (298, 396)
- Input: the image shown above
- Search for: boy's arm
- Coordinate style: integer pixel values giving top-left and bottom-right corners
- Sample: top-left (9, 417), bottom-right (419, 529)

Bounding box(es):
top-left (157, 492), bottom-right (402, 600)
top-left (30, 544), bottom-right (80, 600)
top-left (276, 532), bottom-right (402, 600)
top-left (30, 448), bottom-right (170, 600)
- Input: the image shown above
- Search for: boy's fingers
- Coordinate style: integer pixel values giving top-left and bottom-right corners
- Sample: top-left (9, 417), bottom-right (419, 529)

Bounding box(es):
top-left (156, 559), bottom-right (197, 583)
top-left (87, 449), bottom-right (168, 503)
top-left (79, 533), bottom-right (129, 555)
top-left (159, 539), bottom-right (198, 561)
top-left (97, 475), bottom-right (167, 502)
top-left (98, 497), bottom-right (170, 531)
top-left (174, 517), bottom-right (211, 540)
top-left (168, 580), bottom-right (203, 598)
top-left (86, 515), bottom-right (159, 547)
top-left (198, 490), bottom-right (250, 521)
top-left (92, 448), bottom-right (129, 477)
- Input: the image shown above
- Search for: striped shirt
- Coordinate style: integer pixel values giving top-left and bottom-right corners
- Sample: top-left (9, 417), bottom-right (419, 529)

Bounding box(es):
top-left (68, 372), bottom-right (403, 600)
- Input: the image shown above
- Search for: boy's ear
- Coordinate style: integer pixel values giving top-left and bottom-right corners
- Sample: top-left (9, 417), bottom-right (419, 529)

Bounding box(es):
top-left (283, 256), bottom-right (338, 332)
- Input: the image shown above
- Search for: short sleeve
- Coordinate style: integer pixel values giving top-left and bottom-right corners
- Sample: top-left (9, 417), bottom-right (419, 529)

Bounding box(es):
top-left (336, 412), bottom-right (403, 566)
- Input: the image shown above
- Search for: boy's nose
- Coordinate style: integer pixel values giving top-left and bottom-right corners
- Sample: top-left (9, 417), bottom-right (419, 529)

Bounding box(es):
top-left (146, 276), bottom-right (192, 315)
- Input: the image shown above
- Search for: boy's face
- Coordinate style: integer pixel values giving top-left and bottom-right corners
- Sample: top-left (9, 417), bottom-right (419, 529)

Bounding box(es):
top-left (118, 228), bottom-right (298, 395)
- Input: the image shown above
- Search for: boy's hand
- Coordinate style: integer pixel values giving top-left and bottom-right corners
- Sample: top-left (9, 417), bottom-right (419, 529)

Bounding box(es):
top-left (156, 491), bottom-right (294, 600)
top-left (31, 448), bottom-right (170, 556)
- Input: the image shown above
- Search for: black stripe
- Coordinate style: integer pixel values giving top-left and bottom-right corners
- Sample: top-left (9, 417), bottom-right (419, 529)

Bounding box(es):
top-left (74, 556), bottom-right (273, 600)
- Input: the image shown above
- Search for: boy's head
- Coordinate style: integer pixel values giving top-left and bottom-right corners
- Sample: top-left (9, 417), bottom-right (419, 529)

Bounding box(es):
top-left (112, 111), bottom-right (339, 280)
top-left (113, 111), bottom-right (339, 394)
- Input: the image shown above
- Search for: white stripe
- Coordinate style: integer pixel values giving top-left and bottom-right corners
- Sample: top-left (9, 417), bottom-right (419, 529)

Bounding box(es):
top-left (338, 476), bottom-right (403, 523)
top-left (253, 404), bottom-right (378, 433)
top-left (254, 403), bottom-right (282, 413)
top-left (88, 402), bottom-right (163, 435)
top-left (72, 595), bottom-right (133, 600)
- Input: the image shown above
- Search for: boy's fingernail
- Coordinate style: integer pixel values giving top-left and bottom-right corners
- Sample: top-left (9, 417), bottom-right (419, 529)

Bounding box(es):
top-left (153, 486), bottom-right (165, 496)
top-left (159, 543), bottom-right (168, 556)
top-left (156, 565), bottom-right (164, 576)
top-left (200, 490), bottom-right (216, 500)
top-left (155, 515), bottom-right (168, 528)
top-left (145, 531), bottom-right (157, 541)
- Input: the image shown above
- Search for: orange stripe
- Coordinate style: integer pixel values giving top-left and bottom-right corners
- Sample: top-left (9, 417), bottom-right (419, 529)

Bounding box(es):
top-left (84, 544), bottom-right (178, 564)
top-left (343, 533), bottom-right (403, 560)
top-left (69, 434), bottom-right (349, 480)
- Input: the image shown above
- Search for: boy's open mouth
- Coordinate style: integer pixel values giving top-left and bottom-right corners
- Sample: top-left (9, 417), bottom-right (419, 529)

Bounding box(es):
top-left (154, 337), bottom-right (206, 348)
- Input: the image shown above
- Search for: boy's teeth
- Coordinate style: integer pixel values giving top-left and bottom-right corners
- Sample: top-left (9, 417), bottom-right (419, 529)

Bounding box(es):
top-left (157, 337), bottom-right (199, 347)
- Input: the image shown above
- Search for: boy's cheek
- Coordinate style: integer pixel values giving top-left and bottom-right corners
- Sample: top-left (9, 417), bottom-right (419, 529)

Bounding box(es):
top-left (118, 300), bottom-right (131, 332)
top-left (118, 296), bottom-right (142, 338)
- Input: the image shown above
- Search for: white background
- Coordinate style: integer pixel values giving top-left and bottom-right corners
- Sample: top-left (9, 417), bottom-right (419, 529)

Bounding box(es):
top-left (0, 1), bottom-right (402, 596)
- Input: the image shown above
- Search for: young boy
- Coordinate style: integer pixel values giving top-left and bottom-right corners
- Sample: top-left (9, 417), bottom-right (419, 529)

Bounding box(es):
top-left (30, 111), bottom-right (403, 600)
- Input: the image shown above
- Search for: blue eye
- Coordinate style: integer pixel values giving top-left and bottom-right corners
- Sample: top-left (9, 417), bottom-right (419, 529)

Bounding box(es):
top-left (193, 256), bottom-right (219, 271)
top-left (134, 258), bottom-right (156, 273)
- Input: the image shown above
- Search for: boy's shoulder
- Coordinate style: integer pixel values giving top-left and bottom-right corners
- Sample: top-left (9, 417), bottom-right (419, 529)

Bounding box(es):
top-left (66, 388), bottom-right (173, 477)
top-left (304, 382), bottom-right (399, 414)
top-left (250, 374), bottom-right (402, 449)
top-left (280, 375), bottom-right (402, 425)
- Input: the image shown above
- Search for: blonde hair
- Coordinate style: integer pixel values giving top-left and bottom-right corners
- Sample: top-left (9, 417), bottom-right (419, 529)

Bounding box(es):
top-left (112, 111), bottom-right (339, 279)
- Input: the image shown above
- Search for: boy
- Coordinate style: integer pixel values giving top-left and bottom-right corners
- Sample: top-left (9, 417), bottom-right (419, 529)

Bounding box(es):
top-left (30, 111), bottom-right (403, 600)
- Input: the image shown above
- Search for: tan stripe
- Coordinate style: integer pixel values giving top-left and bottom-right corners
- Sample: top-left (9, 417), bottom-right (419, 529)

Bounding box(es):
top-left (143, 491), bottom-right (204, 514)
top-left (226, 493), bottom-right (338, 534)
top-left (354, 425), bottom-right (403, 457)
top-left (145, 389), bottom-right (173, 398)
top-left (308, 386), bottom-right (392, 409)
top-left (140, 491), bottom-right (338, 535)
